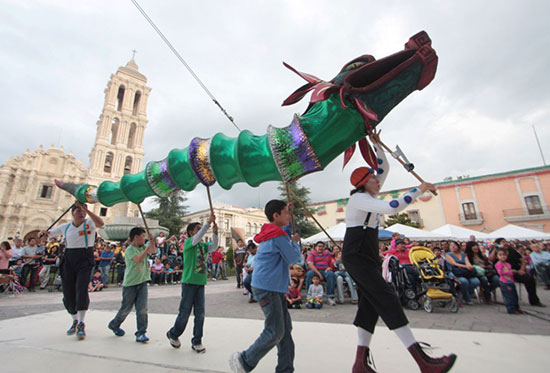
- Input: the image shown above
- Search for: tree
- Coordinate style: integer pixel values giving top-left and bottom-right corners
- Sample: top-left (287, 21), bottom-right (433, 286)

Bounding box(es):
top-left (278, 181), bottom-right (320, 238)
top-left (145, 191), bottom-right (189, 236)
top-left (384, 212), bottom-right (419, 228)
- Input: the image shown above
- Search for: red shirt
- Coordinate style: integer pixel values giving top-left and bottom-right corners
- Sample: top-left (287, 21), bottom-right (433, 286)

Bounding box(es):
top-left (286, 287), bottom-right (300, 300)
top-left (385, 248), bottom-right (411, 265)
top-left (211, 251), bottom-right (223, 265)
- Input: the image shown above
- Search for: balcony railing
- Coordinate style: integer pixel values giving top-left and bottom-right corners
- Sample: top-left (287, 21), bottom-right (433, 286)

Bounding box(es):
top-left (503, 205), bottom-right (550, 222)
top-left (459, 212), bottom-right (483, 225)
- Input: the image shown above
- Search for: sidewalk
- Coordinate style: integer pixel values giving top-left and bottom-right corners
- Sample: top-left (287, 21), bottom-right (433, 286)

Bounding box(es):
top-left (0, 310), bottom-right (548, 372)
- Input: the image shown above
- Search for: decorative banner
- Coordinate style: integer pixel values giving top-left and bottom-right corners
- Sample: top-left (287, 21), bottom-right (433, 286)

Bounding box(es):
top-left (336, 198), bottom-right (348, 212)
top-left (317, 205), bottom-right (327, 215)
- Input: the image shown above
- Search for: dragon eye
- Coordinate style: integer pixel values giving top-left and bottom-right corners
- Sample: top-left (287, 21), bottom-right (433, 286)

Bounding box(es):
top-left (345, 62), bottom-right (365, 71)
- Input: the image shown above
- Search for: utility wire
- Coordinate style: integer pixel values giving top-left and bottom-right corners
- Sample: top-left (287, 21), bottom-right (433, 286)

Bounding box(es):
top-left (131, 0), bottom-right (241, 132)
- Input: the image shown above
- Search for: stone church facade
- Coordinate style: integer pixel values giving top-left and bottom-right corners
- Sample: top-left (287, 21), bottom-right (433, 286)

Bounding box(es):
top-left (0, 59), bottom-right (151, 241)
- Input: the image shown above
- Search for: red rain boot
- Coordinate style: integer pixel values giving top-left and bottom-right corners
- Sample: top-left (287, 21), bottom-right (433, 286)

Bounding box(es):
top-left (352, 345), bottom-right (377, 373)
top-left (408, 342), bottom-right (457, 373)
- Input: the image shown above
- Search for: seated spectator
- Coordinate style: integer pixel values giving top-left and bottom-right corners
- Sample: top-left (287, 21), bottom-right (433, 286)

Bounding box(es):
top-left (8, 238), bottom-right (24, 267)
top-left (446, 240), bottom-right (480, 305)
top-left (384, 239), bottom-right (419, 291)
top-left (432, 247), bottom-right (445, 269)
top-left (530, 242), bottom-right (550, 290)
top-left (150, 257), bottom-right (165, 285)
top-left (289, 264), bottom-right (305, 292)
top-left (243, 243), bottom-right (257, 303)
top-left (89, 270), bottom-right (104, 292)
top-left (334, 251), bottom-right (358, 304)
top-left (306, 274), bottom-right (323, 309)
top-left (305, 241), bottom-right (336, 306)
top-left (173, 265), bottom-right (182, 284)
top-left (165, 263), bottom-right (174, 284)
top-left (286, 278), bottom-right (302, 309)
top-left (465, 241), bottom-right (498, 304)
top-left (489, 238), bottom-right (545, 307)
top-left (0, 241), bottom-right (12, 271)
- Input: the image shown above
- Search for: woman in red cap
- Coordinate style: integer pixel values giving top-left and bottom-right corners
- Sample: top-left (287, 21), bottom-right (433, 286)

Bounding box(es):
top-left (343, 131), bottom-right (456, 373)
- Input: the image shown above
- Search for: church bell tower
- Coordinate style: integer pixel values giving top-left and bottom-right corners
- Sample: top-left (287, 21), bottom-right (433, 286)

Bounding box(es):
top-left (88, 58), bottom-right (152, 219)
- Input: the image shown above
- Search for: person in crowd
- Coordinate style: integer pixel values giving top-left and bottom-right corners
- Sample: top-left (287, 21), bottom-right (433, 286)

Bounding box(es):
top-left (243, 242), bottom-right (257, 303)
top-left (440, 240), bottom-right (450, 253)
top-left (89, 270), bottom-right (104, 292)
top-left (98, 244), bottom-right (114, 287)
top-left (286, 278), bottom-right (302, 309)
top-left (433, 246), bottom-right (445, 269)
top-left (389, 232), bottom-right (401, 250)
top-left (334, 251), bottom-right (358, 304)
top-left (8, 238), bottom-right (24, 267)
top-left (342, 130), bottom-right (455, 372)
top-left (45, 202), bottom-right (104, 339)
top-left (465, 241), bottom-right (497, 303)
top-left (384, 238), bottom-right (419, 291)
top-left (495, 248), bottom-right (522, 314)
top-left (529, 241), bottom-right (550, 290)
top-left (229, 200), bottom-right (300, 373)
top-left (165, 263), bottom-right (175, 284)
top-left (39, 244), bottom-right (58, 289)
top-left (306, 274), bottom-right (324, 309)
top-left (0, 241), bottom-right (12, 271)
top-left (150, 257), bottom-right (165, 285)
top-left (306, 241), bottom-right (337, 306)
top-left (156, 232), bottom-right (167, 257)
top-left (489, 238), bottom-right (544, 307)
top-left (108, 227), bottom-right (156, 342)
top-left (445, 240), bottom-right (480, 305)
top-left (233, 239), bottom-right (247, 289)
top-left (114, 244), bottom-right (127, 287)
top-left (173, 265), bottom-right (182, 284)
top-left (20, 237), bottom-right (44, 292)
top-left (211, 246), bottom-right (224, 281)
top-left (332, 245), bottom-right (342, 258)
top-left (289, 264), bottom-right (305, 293)
top-left (167, 214), bottom-right (218, 354)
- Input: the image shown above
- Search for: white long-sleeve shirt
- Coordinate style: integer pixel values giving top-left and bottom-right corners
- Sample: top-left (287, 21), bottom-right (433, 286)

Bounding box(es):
top-left (191, 223), bottom-right (218, 253)
top-left (345, 145), bottom-right (422, 229)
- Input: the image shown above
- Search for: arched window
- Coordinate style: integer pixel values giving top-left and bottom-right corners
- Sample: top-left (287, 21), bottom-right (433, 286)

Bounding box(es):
top-left (132, 91), bottom-right (141, 116)
top-left (127, 122), bottom-right (136, 148)
top-left (254, 223), bottom-right (258, 234)
top-left (110, 118), bottom-right (119, 145)
top-left (124, 156), bottom-right (133, 175)
top-left (116, 85), bottom-right (125, 111)
top-left (246, 223), bottom-right (251, 235)
top-left (104, 152), bottom-right (114, 172)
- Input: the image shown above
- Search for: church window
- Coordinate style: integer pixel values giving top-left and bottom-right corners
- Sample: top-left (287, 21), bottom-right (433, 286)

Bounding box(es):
top-left (254, 223), bottom-right (258, 234)
top-left (116, 85), bottom-right (125, 111)
top-left (110, 118), bottom-right (119, 145)
top-left (246, 223), bottom-right (251, 234)
top-left (100, 208), bottom-right (108, 217)
top-left (124, 156), bottom-right (133, 174)
top-left (104, 152), bottom-right (114, 172)
top-left (40, 185), bottom-right (53, 199)
top-left (132, 91), bottom-right (141, 116)
top-left (127, 123), bottom-right (137, 148)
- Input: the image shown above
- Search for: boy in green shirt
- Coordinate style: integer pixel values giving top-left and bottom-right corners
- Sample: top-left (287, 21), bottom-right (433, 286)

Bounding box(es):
top-left (167, 214), bottom-right (218, 353)
top-left (108, 227), bottom-right (156, 342)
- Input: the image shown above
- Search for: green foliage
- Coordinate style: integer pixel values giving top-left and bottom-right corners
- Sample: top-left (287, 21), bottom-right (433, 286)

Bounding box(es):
top-left (384, 213), bottom-right (420, 228)
top-left (145, 191), bottom-right (189, 236)
top-left (225, 246), bottom-right (234, 268)
top-left (278, 181), bottom-right (320, 238)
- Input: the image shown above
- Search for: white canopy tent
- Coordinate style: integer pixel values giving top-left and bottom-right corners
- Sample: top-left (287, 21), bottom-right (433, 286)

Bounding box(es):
top-left (431, 224), bottom-right (490, 241)
top-left (485, 224), bottom-right (550, 240)
top-left (302, 222), bottom-right (347, 244)
top-left (385, 223), bottom-right (450, 241)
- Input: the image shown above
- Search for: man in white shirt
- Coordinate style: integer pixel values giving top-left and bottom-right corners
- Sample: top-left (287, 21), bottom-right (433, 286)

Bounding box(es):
top-left (21, 237), bottom-right (44, 292)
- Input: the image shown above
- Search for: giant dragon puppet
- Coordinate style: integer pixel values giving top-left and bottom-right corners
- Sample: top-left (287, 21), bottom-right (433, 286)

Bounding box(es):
top-left (56, 31), bottom-right (438, 206)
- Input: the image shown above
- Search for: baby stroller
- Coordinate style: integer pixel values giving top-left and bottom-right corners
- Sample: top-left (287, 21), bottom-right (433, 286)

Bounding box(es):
top-left (384, 255), bottom-right (420, 310)
top-left (409, 246), bottom-right (458, 313)
top-left (48, 273), bottom-right (63, 292)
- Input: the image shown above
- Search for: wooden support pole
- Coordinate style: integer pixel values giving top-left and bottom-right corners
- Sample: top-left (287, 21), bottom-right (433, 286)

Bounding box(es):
top-left (284, 182), bottom-right (296, 235)
top-left (206, 186), bottom-right (215, 215)
top-left (137, 203), bottom-right (151, 236)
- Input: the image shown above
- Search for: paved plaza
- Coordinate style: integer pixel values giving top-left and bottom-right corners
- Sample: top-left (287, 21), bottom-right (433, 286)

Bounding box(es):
top-left (1, 279), bottom-right (550, 372)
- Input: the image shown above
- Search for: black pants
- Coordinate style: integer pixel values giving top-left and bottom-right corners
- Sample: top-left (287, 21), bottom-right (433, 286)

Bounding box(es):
top-left (514, 273), bottom-right (540, 305)
top-left (236, 264), bottom-right (244, 287)
top-left (60, 248), bottom-right (94, 314)
top-left (21, 265), bottom-right (39, 290)
top-left (343, 227), bottom-right (408, 333)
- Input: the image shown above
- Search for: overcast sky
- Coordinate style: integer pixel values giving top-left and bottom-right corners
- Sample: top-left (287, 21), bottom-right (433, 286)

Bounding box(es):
top-left (1, 0), bottom-right (549, 213)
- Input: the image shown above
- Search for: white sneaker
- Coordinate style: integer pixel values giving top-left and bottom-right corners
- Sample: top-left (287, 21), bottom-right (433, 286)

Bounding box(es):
top-left (229, 352), bottom-right (246, 373)
top-left (328, 298), bottom-right (336, 306)
top-left (192, 343), bottom-right (206, 353)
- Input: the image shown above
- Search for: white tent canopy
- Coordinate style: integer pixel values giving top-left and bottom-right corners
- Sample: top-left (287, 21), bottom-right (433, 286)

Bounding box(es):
top-left (485, 224), bottom-right (550, 240)
top-left (303, 222), bottom-right (347, 244)
top-left (385, 223), bottom-right (450, 241)
top-left (431, 224), bottom-right (490, 241)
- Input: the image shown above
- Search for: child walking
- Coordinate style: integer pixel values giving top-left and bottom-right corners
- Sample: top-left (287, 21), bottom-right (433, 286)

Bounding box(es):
top-left (229, 200), bottom-right (301, 373)
top-left (108, 227), bottom-right (156, 342)
top-left (495, 248), bottom-right (522, 314)
top-left (166, 214), bottom-right (218, 353)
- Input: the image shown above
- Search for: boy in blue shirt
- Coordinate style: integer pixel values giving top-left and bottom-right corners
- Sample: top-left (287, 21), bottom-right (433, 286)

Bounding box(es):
top-left (229, 200), bottom-right (301, 373)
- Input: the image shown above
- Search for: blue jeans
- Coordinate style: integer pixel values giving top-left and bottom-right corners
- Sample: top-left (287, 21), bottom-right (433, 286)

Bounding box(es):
top-left (243, 271), bottom-right (253, 296)
top-left (305, 269), bottom-right (335, 298)
top-left (500, 281), bottom-right (519, 313)
top-left (241, 288), bottom-right (294, 373)
top-left (169, 283), bottom-right (205, 345)
top-left (99, 264), bottom-right (110, 285)
top-left (336, 270), bottom-right (358, 302)
top-left (456, 276), bottom-right (480, 302)
top-left (117, 265), bottom-right (125, 284)
top-left (109, 282), bottom-right (148, 336)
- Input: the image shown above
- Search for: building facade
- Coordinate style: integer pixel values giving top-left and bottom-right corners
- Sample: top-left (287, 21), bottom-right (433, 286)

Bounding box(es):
top-left (183, 202), bottom-right (267, 249)
top-left (0, 59), bottom-right (151, 240)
